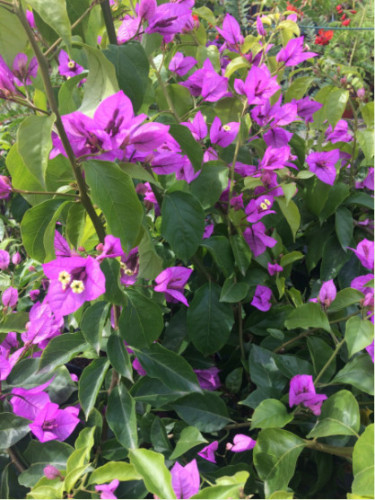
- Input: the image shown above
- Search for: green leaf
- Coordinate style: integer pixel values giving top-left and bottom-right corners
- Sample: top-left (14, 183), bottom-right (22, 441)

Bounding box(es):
top-left (19, 441), bottom-right (73, 488)
top-left (0, 413), bottom-right (31, 447)
top-left (230, 234), bottom-right (252, 276)
top-left (58, 73), bottom-right (86, 114)
top-left (78, 358), bottom-right (110, 418)
top-left (131, 377), bottom-right (188, 407)
top-left (85, 160), bottom-right (143, 251)
top-left (21, 199), bottom-right (65, 262)
top-left (307, 390), bottom-right (360, 438)
top-left (133, 343), bottom-right (202, 393)
top-left (328, 288), bottom-right (364, 312)
top-left (107, 333), bottom-right (133, 381)
top-left (305, 178), bottom-right (331, 216)
top-left (103, 43), bottom-right (149, 112)
top-left (313, 86), bottom-right (349, 128)
top-left (107, 383), bottom-right (138, 449)
top-left (335, 206), bottom-right (353, 250)
top-left (345, 192), bottom-right (374, 210)
top-left (161, 191), bottom-right (204, 261)
top-left (137, 227), bottom-right (163, 280)
top-left (79, 45), bottom-right (119, 116)
top-left (88, 462), bottom-right (141, 485)
top-left (319, 182), bottom-right (350, 221)
top-left (0, 8), bottom-right (27, 65)
top-left (280, 251), bottom-right (304, 268)
top-left (277, 198), bottom-right (300, 241)
top-left (345, 317), bottom-right (374, 358)
top-left (27, 0), bottom-right (71, 47)
top-left (169, 124), bottom-right (203, 171)
top-left (101, 259), bottom-right (125, 306)
top-left (169, 426), bottom-right (208, 460)
top-left (119, 289), bottom-right (163, 348)
top-left (220, 277), bottom-right (249, 303)
top-left (357, 129), bottom-right (374, 162)
top-left (128, 449), bottom-right (176, 499)
top-left (285, 76), bottom-right (314, 102)
top-left (192, 483), bottom-right (247, 499)
top-left (201, 236), bottom-right (235, 277)
top-left (80, 301), bottom-right (109, 354)
top-left (269, 491), bottom-right (294, 499)
top-left (4, 358), bottom-right (51, 390)
top-left (6, 145), bottom-right (49, 206)
top-left (321, 235), bottom-right (351, 281)
top-left (0, 311), bottom-right (29, 334)
top-left (187, 282), bottom-right (234, 354)
top-left (253, 428), bottom-right (305, 497)
top-left (351, 424), bottom-right (374, 498)
top-left (172, 392), bottom-right (232, 432)
top-left (248, 345), bottom-right (287, 391)
top-left (43, 201), bottom-right (71, 262)
top-left (190, 161), bottom-right (229, 209)
top-left (331, 354), bottom-right (374, 395)
top-left (285, 302), bottom-right (331, 333)
top-left (120, 162), bottom-right (161, 187)
top-left (155, 84), bottom-right (193, 120)
top-left (251, 399), bottom-right (293, 429)
top-left (224, 56), bottom-right (250, 78)
top-left (39, 332), bottom-right (88, 372)
top-left (17, 114), bottom-right (55, 188)
top-left (307, 337), bottom-right (336, 383)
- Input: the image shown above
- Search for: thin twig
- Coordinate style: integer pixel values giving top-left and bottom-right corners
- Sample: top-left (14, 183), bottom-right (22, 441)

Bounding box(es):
top-left (7, 448), bottom-right (26, 473)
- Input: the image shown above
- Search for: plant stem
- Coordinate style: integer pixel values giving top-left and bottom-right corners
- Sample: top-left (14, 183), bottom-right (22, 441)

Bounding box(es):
top-left (273, 329), bottom-right (315, 353)
top-left (100, 0), bottom-right (118, 45)
top-left (149, 57), bottom-right (179, 121)
top-left (13, 188), bottom-right (79, 198)
top-left (237, 303), bottom-right (246, 363)
top-left (304, 439), bottom-right (353, 459)
top-left (314, 338), bottom-right (345, 385)
top-left (44, 0), bottom-right (101, 57)
top-left (224, 421), bottom-right (251, 430)
top-left (14, 0), bottom-right (106, 243)
top-left (7, 447), bottom-right (26, 473)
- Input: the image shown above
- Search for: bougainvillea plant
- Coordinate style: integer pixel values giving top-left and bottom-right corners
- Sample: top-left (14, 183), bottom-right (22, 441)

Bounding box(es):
top-left (0, 0), bottom-right (373, 499)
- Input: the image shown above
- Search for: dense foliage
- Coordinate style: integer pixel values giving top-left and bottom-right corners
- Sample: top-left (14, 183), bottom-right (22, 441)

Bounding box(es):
top-left (0, 0), bottom-right (373, 499)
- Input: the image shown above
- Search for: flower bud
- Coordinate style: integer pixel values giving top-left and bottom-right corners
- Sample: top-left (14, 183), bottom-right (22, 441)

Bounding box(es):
top-left (0, 176), bottom-right (12, 199)
top-left (2, 287), bottom-right (18, 308)
top-left (28, 265), bottom-right (36, 272)
top-left (44, 465), bottom-right (61, 480)
top-left (357, 87), bottom-right (365, 99)
top-left (0, 250), bottom-right (10, 271)
top-left (12, 252), bottom-right (21, 265)
top-left (29, 289), bottom-right (40, 301)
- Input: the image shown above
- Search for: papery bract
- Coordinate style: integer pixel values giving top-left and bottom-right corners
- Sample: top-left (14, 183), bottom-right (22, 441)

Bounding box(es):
top-left (197, 441), bottom-right (218, 463)
top-left (318, 280), bottom-right (337, 307)
top-left (226, 434), bottom-right (256, 452)
top-left (251, 285), bottom-right (272, 312)
top-left (289, 374), bottom-right (327, 415)
top-left (276, 36), bottom-right (317, 66)
top-left (154, 267), bottom-right (192, 306)
top-left (349, 239), bottom-right (374, 270)
top-left (1, 287), bottom-right (18, 308)
top-left (194, 367), bottom-right (220, 390)
top-left (306, 149), bottom-right (340, 185)
top-left (243, 222), bottom-right (277, 257)
top-left (171, 459), bottom-right (200, 499)
top-left (29, 402), bottom-right (80, 442)
top-left (95, 480), bottom-right (120, 500)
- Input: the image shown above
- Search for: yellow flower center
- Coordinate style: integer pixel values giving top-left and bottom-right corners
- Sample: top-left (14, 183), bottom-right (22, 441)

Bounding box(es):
top-left (121, 262), bottom-right (134, 276)
top-left (264, 198), bottom-right (271, 206)
top-left (223, 124), bottom-right (231, 131)
top-left (260, 202), bottom-right (267, 210)
top-left (67, 61), bottom-right (76, 69)
top-left (70, 280), bottom-right (85, 294)
top-left (58, 271), bottom-right (71, 290)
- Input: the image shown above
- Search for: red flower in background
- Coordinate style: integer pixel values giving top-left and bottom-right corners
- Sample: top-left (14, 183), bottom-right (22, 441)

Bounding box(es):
top-left (315, 29), bottom-right (334, 45)
top-left (342, 18), bottom-right (351, 26)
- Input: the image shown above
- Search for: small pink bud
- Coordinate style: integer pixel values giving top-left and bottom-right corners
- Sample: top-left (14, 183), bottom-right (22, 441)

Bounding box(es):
top-left (78, 246), bottom-right (85, 252)
top-left (29, 289), bottom-right (40, 301)
top-left (2, 287), bottom-right (18, 308)
top-left (43, 465), bottom-right (61, 480)
top-left (96, 243), bottom-right (104, 252)
top-left (357, 87), bottom-right (365, 99)
top-left (28, 265), bottom-right (36, 272)
top-left (12, 252), bottom-right (21, 265)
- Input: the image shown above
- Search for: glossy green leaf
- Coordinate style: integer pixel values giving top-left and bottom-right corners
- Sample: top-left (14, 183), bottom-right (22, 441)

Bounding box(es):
top-left (4, 358), bottom-right (52, 390)
top-left (277, 198), bottom-right (300, 241)
top-left (251, 399), bottom-right (293, 429)
top-left (119, 289), bottom-right (163, 348)
top-left (201, 236), bottom-right (235, 277)
top-left (249, 345), bottom-right (287, 391)
top-left (88, 462), bottom-right (141, 485)
top-left (320, 234), bottom-right (351, 281)
top-left (307, 337), bottom-right (336, 383)
top-left (131, 377), bottom-right (188, 407)
top-left (17, 114), bottom-right (55, 188)
top-left (254, 428), bottom-right (305, 497)
top-left (351, 424), bottom-right (374, 498)
top-left (307, 390), bottom-right (360, 438)
top-left (192, 483), bottom-right (246, 499)
top-left (103, 43), bottom-right (149, 112)
top-left (285, 302), bottom-right (331, 333)
top-left (107, 383), bottom-right (138, 449)
top-left (190, 161), bottom-right (229, 209)
top-left (161, 191), bottom-right (204, 261)
top-left (269, 491), bottom-right (294, 499)
top-left (331, 353), bottom-right (374, 395)
top-left (187, 282), bottom-right (234, 354)
top-left (27, 0), bottom-right (71, 47)
top-left (230, 234), bottom-right (252, 276)
top-left (21, 199), bottom-right (65, 262)
top-left (128, 449), bottom-right (176, 499)
top-left (155, 84), bottom-right (193, 120)
top-left (345, 317), bottom-right (374, 358)
top-left (0, 8), bottom-right (27, 65)
top-left (0, 413), bottom-right (31, 448)
top-left (43, 201), bottom-right (71, 261)
top-left (58, 73), bottom-right (86, 115)
top-left (169, 124), bottom-right (203, 171)
top-left (137, 227), bottom-right (163, 280)
top-left (39, 332), bottom-right (88, 372)
top-left (101, 258), bottom-right (126, 306)
top-left (313, 85), bottom-right (349, 128)
top-left (335, 206), bottom-right (353, 250)
top-left (172, 392), bottom-right (232, 432)
top-left (220, 277), bottom-right (249, 303)
top-left (85, 160), bottom-right (143, 251)
top-left (319, 182), bottom-right (350, 221)
top-left (224, 56), bottom-right (251, 78)
top-left (79, 358), bottom-right (110, 418)
top-left (280, 251), bottom-right (304, 268)
top-left (285, 76), bottom-right (314, 102)
top-left (169, 426), bottom-right (208, 460)
top-left (274, 353), bottom-right (313, 379)
top-left (79, 44), bottom-right (119, 116)
top-left (80, 301), bottom-right (109, 353)
top-left (328, 288), bottom-right (364, 312)
top-left (107, 333), bottom-right (133, 381)
top-left (19, 441), bottom-right (73, 488)
top-left (357, 129), bottom-right (374, 162)
top-left (0, 311), bottom-right (29, 334)
top-left (133, 343), bottom-right (202, 393)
